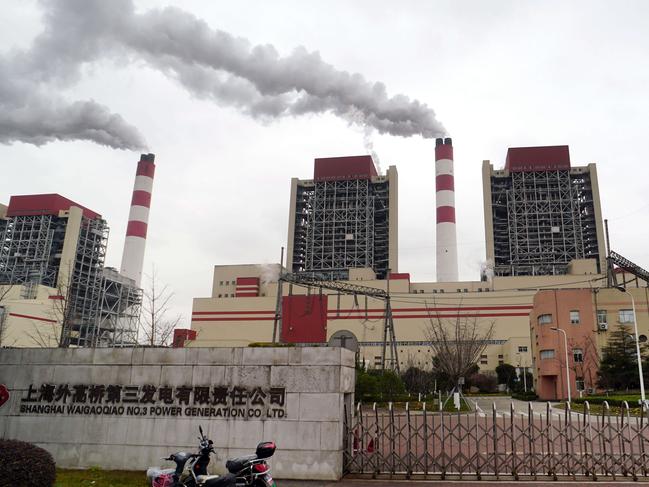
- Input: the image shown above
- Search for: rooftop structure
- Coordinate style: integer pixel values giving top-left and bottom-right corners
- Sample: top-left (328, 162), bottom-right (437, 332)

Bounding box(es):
top-left (483, 145), bottom-right (607, 277)
top-left (286, 155), bottom-right (398, 280)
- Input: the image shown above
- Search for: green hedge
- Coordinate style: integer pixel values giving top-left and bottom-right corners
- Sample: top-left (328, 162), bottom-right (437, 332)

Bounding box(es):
top-left (512, 391), bottom-right (538, 401)
top-left (573, 395), bottom-right (642, 407)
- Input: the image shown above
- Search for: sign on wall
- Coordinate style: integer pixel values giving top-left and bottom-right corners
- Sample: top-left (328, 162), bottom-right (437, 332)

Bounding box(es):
top-left (18, 384), bottom-right (286, 419)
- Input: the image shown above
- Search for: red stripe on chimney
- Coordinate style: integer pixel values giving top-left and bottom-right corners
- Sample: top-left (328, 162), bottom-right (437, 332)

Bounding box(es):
top-left (126, 220), bottom-right (148, 238)
top-left (136, 161), bottom-right (156, 178)
top-left (131, 190), bottom-right (151, 208)
top-left (436, 174), bottom-right (455, 192)
top-left (435, 144), bottom-right (453, 161)
top-left (436, 206), bottom-right (456, 224)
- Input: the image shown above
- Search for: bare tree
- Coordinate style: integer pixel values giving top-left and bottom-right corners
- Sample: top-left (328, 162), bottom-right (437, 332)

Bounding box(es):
top-left (139, 265), bottom-right (182, 346)
top-left (0, 284), bottom-right (14, 346)
top-left (424, 303), bottom-right (495, 388)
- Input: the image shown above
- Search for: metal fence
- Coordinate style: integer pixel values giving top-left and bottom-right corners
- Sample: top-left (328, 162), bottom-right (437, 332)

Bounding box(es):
top-left (343, 401), bottom-right (649, 480)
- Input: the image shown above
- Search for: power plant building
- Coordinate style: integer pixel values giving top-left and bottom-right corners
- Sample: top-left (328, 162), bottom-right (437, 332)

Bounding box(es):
top-left (187, 145), bottom-right (626, 377)
top-left (286, 156), bottom-right (398, 280)
top-left (483, 145), bottom-right (607, 277)
top-left (0, 154), bottom-right (156, 348)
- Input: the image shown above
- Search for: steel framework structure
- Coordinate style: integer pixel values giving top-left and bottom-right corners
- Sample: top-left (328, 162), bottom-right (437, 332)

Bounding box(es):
top-left (97, 268), bottom-right (141, 347)
top-left (275, 272), bottom-right (399, 372)
top-left (0, 214), bottom-right (61, 289)
top-left (60, 216), bottom-right (108, 347)
top-left (0, 213), bottom-right (142, 347)
top-left (291, 178), bottom-right (390, 280)
top-left (491, 170), bottom-right (600, 276)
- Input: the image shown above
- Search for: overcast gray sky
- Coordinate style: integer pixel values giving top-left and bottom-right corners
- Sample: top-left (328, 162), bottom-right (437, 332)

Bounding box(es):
top-left (2, 1), bottom-right (648, 326)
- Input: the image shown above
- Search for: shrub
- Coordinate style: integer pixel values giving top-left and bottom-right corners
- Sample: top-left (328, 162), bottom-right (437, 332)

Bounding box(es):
top-left (0, 439), bottom-right (55, 487)
top-left (511, 390), bottom-right (538, 401)
top-left (572, 395), bottom-right (642, 407)
top-left (470, 373), bottom-right (498, 393)
top-left (356, 370), bottom-right (380, 399)
top-left (248, 342), bottom-right (295, 347)
top-left (355, 367), bottom-right (406, 402)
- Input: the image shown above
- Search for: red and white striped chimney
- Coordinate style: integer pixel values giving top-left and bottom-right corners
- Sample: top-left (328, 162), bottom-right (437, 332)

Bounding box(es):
top-left (120, 153), bottom-right (155, 287)
top-left (435, 138), bottom-right (458, 282)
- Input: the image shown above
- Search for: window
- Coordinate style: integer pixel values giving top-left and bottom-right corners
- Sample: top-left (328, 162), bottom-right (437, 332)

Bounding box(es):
top-left (573, 348), bottom-right (583, 363)
top-left (570, 310), bottom-right (580, 324)
top-left (597, 309), bottom-right (608, 325)
top-left (218, 294), bottom-right (222, 298)
top-left (538, 314), bottom-right (552, 325)
top-left (219, 280), bottom-right (223, 285)
top-left (480, 354), bottom-right (488, 364)
top-left (576, 377), bottom-right (585, 391)
top-left (540, 349), bottom-right (555, 360)
top-left (498, 354), bottom-right (504, 359)
top-left (518, 346), bottom-right (528, 353)
top-left (619, 309), bottom-right (635, 323)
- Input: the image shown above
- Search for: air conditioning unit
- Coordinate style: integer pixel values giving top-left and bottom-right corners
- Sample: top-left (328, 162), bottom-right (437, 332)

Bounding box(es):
top-left (598, 323), bottom-right (608, 331)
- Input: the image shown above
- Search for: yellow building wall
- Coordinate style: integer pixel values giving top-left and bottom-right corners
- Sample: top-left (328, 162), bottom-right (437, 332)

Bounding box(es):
top-left (0, 284), bottom-right (63, 347)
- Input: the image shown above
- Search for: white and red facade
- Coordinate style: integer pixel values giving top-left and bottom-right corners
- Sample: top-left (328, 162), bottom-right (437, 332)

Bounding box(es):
top-left (435, 138), bottom-right (458, 282)
top-left (120, 153), bottom-right (155, 287)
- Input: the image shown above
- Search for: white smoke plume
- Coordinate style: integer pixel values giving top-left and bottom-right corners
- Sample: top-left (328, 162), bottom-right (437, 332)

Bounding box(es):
top-left (257, 263), bottom-right (282, 284)
top-left (1, 0), bottom-right (446, 149)
top-left (480, 259), bottom-right (495, 282)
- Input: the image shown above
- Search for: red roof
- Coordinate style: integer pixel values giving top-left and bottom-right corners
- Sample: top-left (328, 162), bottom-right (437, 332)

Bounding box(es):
top-left (6, 194), bottom-right (101, 219)
top-left (314, 155), bottom-right (378, 181)
top-left (505, 146), bottom-right (570, 172)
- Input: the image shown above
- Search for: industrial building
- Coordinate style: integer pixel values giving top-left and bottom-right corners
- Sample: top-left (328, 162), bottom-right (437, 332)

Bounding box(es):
top-left (483, 145), bottom-right (607, 277)
top-left (186, 144), bottom-right (638, 380)
top-left (286, 156), bottom-right (398, 280)
top-left (0, 154), bottom-right (156, 347)
top-left (531, 256), bottom-right (649, 401)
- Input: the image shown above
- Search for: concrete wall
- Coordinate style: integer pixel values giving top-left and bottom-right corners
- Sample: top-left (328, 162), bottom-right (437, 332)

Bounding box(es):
top-left (0, 346), bottom-right (355, 480)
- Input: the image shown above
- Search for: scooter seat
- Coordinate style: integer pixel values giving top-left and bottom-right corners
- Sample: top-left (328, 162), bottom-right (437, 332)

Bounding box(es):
top-left (197, 472), bottom-right (237, 486)
top-left (225, 454), bottom-right (257, 473)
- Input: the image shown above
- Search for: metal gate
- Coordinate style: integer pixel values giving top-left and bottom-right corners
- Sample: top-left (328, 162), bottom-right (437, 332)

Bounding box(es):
top-left (343, 401), bottom-right (649, 480)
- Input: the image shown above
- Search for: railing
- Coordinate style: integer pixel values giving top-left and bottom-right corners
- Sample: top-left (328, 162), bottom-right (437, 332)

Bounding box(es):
top-left (343, 401), bottom-right (649, 480)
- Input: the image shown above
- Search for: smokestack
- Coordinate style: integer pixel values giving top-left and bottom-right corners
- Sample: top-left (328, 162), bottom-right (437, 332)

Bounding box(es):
top-left (435, 138), bottom-right (458, 282)
top-left (120, 153), bottom-right (155, 287)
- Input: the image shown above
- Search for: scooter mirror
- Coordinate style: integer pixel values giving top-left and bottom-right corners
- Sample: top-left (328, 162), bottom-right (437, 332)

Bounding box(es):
top-left (199, 425), bottom-right (204, 436)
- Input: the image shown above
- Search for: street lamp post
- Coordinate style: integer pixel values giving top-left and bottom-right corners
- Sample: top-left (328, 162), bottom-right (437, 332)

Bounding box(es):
top-left (550, 327), bottom-right (571, 404)
top-left (615, 286), bottom-right (646, 409)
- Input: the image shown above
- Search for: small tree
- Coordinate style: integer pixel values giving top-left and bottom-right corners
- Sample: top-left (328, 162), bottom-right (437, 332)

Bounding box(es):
top-left (139, 265), bottom-right (182, 346)
top-left (0, 284), bottom-right (14, 346)
top-left (401, 366), bottom-right (435, 394)
top-left (496, 363), bottom-right (518, 391)
top-left (424, 309), bottom-right (495, 390)
top-left (598, 324), bottom-right (643, 391)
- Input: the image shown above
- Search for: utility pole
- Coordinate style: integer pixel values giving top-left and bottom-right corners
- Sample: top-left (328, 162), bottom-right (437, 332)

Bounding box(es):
top-left (272, 247), bottom-right (284, 344)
